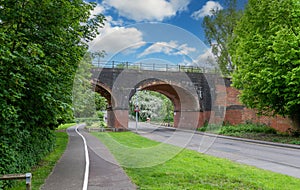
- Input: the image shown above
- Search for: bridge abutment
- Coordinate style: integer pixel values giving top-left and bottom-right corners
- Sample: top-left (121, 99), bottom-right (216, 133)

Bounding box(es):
top-left (175, 111), bottom-right (200, 130)
top-left (107, 109), bottom-right (129, 129)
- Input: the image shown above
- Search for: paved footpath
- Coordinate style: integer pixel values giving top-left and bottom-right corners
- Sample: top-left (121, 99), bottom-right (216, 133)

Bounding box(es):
top-left (42, 124), bottom-right (136, 190)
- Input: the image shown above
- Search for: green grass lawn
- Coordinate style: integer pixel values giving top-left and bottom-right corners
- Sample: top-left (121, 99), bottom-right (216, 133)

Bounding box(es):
top-left (7, 131), bottom-right (69, 190)
top-left (93, 132), bottom-right (300, 190)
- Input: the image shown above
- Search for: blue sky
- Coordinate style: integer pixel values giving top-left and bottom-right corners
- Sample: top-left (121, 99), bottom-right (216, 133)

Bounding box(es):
top-left (87, 0), bottom-right (247, 68)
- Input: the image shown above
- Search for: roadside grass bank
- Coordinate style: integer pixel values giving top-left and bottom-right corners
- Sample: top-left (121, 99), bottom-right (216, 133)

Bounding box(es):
top-left (198, 123), bottom-right (300, 145)
top-left (7, 128), bottom-right (69, 190)
top-left (92, 132), bottom-right (300, 190)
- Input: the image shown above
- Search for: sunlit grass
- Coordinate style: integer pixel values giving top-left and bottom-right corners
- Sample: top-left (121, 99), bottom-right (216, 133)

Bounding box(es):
top-left (92, 132), bottom-right (181, 168)
top-left (56, 123), bottom-right (76, 130)
top-left (93, 132), bottom-right (300, 190)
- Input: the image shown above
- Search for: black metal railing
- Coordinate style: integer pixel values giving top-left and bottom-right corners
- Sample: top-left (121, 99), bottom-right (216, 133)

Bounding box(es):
top-left (92, 60), bottom-right (218, 73)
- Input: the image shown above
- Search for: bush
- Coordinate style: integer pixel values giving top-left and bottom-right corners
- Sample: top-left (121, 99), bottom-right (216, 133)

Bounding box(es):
top-left (100, 121), bottom-right (107, 128)
top-left (0, 127), bottom-right (54, 189)
top-left (287, 128), bottom-right (300, 137)
top-left (219, 124), bottom-right (277, 135)
top-left (97, 111), bottom-right (104, 122)
top-left (197, 120), bottom-right (222, 132)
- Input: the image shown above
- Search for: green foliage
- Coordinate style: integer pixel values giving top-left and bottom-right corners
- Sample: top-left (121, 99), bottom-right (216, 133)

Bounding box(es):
top-left (97, 111), bottom-right (104, 121)
top-left (91, 50), bottom-right (107, 67)
top-left (95, 95), bottom-right (108, 111)
top-left (198, 123), bottom-right (300, 145)
top-left (0, 128), bottom-right (55, 189)
top-left (197, 121), bottom-right (221, 132)
top-left (73, 52), bottom-right (107, 118)
top-left (198, 122), bottom-right (277, 135)
top-left (287, 127), bottom-right (300, 137)
top-left (230, 0), bottom-right (300, 127)
top-left (202, 0), bottom-right (243, 75)
top-left (219, 124), bottom-right (277, 135)
top-left (0, 0), bottom-right (105, 182)
top-left (5, 132), bottom-right (68, 190)
top-left (130, 91), bottom-right (174, 122)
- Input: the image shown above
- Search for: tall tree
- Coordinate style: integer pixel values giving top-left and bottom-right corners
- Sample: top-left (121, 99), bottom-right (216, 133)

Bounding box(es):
top-left (202, 0), bottom-right (243, 75)
top-left (73, 52), bottom-right (107, 118)
top-left (92, 50), bottom-right (107, 67)
top-left (230, 0), bottom-right (300, 128)
top-left (0, 0), bottom-right (105, 178)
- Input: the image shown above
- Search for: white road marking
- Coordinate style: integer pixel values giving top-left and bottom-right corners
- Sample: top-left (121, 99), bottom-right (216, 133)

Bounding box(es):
top-left (75, 125), bottom-right (89, 190)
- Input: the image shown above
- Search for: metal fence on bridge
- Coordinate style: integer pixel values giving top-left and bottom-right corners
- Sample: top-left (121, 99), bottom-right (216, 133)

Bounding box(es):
top-left (92, 60), bottom-right (218, 73)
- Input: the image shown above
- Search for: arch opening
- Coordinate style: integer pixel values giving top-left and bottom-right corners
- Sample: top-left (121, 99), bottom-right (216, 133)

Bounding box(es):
top-left (92, 81), bottom-right (120, 128)
top-left (129, 90), bottom-right (175, 127)
top-left (128, 79), bottom-right (201, 129)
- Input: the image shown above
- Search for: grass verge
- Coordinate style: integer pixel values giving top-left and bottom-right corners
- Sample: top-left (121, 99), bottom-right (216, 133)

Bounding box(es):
top-left (56, 123), bottom-right (76, 130)
top-left (93, 132), bottom-right (300, 190)
top-left (7, 131), bottom-right (68, 190)
top-left (198, 123), bottom-right (300, 145)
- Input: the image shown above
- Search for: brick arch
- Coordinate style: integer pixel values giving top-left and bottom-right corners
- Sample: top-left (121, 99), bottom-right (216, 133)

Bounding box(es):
top-left (91, 79), bottom-right (122, 128)
top-left (135, 79), bottom-right (200, 110)
top-left (92, 79), bottom-right (113, 106)
top-left (130, 78), bottom-right (200, 128)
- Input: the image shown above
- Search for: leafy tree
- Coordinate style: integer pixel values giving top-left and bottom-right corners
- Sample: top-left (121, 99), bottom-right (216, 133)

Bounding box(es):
top-left (202, 0), bottom-right (243, 75)
top-left (162, 95), bottom-right (174, 123)
top-left (95, 95), bottom-right (108, 111)
top-left (0, 0), bottom-right (105, 180)
top-left (73, 52), bottom-right (107, 118)
top-left (230, 0), bottom-right (300, 128)
top-left (130, 91), bottom-right (174, 122)
top-left (91, 50), bottom-right (107, 67)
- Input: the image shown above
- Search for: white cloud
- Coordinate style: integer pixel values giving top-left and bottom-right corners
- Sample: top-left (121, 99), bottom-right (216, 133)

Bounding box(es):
top-left (104, 0), bottom-right (190, 21)
top-left (88, 16), bottom-right (145, 54)
top-left (175, 43), bottom-right (196, 55)
top-left (91, 4), bottom-right (105, 16)
top-left (89, 27), bottom-right (145, 54)
top-left (191, 1), bottom-right (223, 20)
top-left (170, 0), bottom-right (190, 12)
top-left (138, 41), bottom-right (196, 58)
top-left (176, 48), bottom-right (216, 67)
top-left (193, 48), bottom-right (216, 67)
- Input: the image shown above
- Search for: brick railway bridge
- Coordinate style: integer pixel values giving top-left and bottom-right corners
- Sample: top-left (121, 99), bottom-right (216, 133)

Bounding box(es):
top-left (90, 61), bottom-right (292, 131)
top-left (91, 62), bottom-right (232, 130)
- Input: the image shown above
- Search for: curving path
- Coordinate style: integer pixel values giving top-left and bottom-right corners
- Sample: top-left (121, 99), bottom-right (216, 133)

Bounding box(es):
top-left (42, 124), bottom-right (136, 190)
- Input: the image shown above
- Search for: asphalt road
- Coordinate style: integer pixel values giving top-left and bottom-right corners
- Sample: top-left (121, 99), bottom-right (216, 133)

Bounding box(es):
top-left (129, 121), bottom-right (300, 178)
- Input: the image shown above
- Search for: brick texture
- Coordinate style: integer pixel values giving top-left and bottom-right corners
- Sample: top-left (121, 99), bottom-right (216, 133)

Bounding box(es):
top-left (223, 87), bottom-right (293, 132)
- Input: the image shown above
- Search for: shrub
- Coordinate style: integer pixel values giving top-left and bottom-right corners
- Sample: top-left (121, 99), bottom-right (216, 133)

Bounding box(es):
top-left (97, 111), bottom-right (104, 122)
top-left (219, 124), bottom-right (277, 135)
top-left (0, 127), bottom-right (54, 188)
top-left (287, 128), bottom-right (300, 137)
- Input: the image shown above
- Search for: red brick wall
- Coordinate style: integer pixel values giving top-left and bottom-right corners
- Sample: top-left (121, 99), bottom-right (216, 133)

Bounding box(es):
top-left (223, 86), bottom-right (293, 132)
